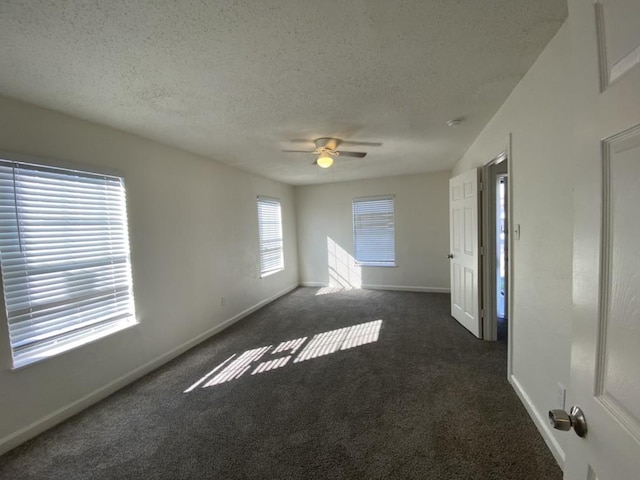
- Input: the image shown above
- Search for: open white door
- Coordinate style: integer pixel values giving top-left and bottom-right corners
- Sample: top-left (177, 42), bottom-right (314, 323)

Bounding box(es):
top-left (558, 1), bottom-right (640, 479)
top-left (449, 168), bottom-right (480, 338)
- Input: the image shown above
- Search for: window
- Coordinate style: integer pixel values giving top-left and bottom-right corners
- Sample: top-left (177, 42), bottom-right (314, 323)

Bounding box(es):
top-left (352, 195), bottom-right (396, 267)
top-left (0, 159), bottom-right (137, 368)
top-left (257, 196), bottom-right (284, 277)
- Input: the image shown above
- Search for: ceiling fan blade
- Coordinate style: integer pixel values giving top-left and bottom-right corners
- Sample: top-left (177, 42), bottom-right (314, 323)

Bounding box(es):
top-left (282, 150), bottom-right (315, 153)
top-left (337, 151), bottom-right (367, 158)
top-left (339, 141), bottom-right (382, 147)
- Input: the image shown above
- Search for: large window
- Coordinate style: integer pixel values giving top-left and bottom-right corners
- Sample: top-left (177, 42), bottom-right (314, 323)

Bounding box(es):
top-left (352, 195), bottom-right (396, 267)
top-left (257, 196), bottom-right (284, 277)
top-left (0, 159), bottom-right (137, 368)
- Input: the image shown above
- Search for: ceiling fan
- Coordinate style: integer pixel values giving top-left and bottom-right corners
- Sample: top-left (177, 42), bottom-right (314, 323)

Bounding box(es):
top-left (282, 138), bottom-right (381, 168)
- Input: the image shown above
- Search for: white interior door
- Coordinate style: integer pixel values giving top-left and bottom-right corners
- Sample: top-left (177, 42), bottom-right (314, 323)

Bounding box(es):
top-left (449, 168), bottom-right (480, 338)
top-left (563, 0), bottom-right (640, 478)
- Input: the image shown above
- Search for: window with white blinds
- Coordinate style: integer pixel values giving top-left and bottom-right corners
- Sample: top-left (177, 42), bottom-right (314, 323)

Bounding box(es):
top-left (0, 159), bottom-right (137, 368)
top-left (352, 195), bottom-right (396, 267)
top-left (257, 196), bottom-right (284, 277)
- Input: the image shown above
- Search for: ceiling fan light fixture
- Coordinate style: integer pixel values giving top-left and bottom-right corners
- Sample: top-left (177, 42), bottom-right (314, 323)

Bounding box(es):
top-left (316, 153), bottom-right (334, 168)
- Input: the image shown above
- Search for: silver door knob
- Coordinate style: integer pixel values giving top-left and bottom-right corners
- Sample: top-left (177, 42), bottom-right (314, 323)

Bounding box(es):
top-left (548, 405), bottom-right (588, 437)
top-left (447, 254), bottom-right (454, 259)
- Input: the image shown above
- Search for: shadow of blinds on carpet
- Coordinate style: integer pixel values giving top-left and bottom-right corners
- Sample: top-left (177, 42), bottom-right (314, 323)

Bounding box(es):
top-left (184, 320), bottom-right (383, 392)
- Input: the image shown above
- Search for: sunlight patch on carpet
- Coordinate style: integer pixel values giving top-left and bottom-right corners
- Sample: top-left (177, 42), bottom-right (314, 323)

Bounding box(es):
top-left (316, 286), bottom-right (353, 296)
top-left (184, 320), bottom-right (382, 392)
top-left (294, 320), bottom-right (382, 362)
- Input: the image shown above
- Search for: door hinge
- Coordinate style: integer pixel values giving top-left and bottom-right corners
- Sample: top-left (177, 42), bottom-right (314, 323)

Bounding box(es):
top-left (480, 181), bottom-right (483, 192)
top-left (480, 246), bottom-right (484, 256)
top-left (480, 309), bottom-right (484, 319)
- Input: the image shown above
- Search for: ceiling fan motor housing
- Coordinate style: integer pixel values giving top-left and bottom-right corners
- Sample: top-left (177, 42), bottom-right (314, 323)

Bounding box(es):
top-left (314, 137), bottom-right (340, 151)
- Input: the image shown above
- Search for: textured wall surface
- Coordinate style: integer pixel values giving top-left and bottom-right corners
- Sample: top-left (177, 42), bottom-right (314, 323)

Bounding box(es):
top-left (453, 23), bottom-right (573, 464)
top-left (0, 95), bottom-right (299, 453)
top-left (295, 172), bottom-right (450, 292)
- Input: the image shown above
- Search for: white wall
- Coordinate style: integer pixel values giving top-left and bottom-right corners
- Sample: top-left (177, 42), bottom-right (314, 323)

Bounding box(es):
top-left (0, 95), bottom-right (299, 453)
top-left (295, 172), bottom-right (450, 292)
top-left (453, 23), bottom-right (572, 465)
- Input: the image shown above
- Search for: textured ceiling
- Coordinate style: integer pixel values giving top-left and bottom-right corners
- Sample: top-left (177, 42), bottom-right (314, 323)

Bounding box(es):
top-left (0, 1), bottom-right (567, 185)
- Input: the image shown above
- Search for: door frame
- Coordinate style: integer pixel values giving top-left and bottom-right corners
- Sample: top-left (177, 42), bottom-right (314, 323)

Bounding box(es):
top-left (481, 154), bottom-right (506, 341)
top-left (480, 134), bottom-right (514, 379)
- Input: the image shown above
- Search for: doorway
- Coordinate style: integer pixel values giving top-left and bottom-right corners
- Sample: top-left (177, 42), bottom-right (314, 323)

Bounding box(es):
top-left (496, 173), bottom-right (508, 342)
top-left (481, 154), bottom-right (509, 343)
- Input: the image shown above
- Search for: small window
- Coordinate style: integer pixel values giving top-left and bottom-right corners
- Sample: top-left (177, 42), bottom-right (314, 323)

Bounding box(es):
top-left (257, 196), bottom-right (284, 277)
top-left (352, 195), bottom-right (396, 267)
top-left (0, 159), bottom-right (137, 368)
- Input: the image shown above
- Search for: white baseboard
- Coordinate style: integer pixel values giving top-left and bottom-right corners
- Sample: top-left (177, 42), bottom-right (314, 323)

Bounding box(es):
top-left (299, 282), bottom-right (449, 293)
top-left (362, 284), bottom-right (450, 293)
top-left (0, 283), bottom-right (299, 455)
top-left (510, 374), bottom-right (565, 468)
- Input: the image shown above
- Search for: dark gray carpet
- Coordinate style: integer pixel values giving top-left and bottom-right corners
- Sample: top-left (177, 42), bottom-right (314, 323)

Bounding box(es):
top-left (0, 288), bottom-right (562, 479)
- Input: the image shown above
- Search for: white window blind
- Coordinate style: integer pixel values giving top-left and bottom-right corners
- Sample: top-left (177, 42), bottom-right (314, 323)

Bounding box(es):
top-left (352, 195), bottom-right (396, 267)
top-left (0, 159), bottom-right (136, 368)
top-left (257, 196), bottom-right (284, 277)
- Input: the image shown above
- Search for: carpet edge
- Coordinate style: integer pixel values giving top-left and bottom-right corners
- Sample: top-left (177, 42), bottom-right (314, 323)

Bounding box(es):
top-left (299, 282), bottom-right (450, 293)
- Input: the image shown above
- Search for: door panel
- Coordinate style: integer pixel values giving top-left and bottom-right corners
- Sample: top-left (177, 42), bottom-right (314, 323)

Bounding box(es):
top-left (565, 0), bottom-right (640, 478)
top-left (597, 127), bottom-right (640, 437)
top-left (452, 209), bottom-right (461, 252)
top-left (464, 268), bottom-right (474, 316)
top-left (464, 207), bottom-right (473, 254)
top-left (453, 264), bottom-right (463, 312)
top-left (595, 0), bottom-right (640, 88)
top-left (449, 168), bottom-right (480, 338)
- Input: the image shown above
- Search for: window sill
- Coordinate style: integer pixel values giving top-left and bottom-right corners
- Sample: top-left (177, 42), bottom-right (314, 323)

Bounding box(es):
top-left (260, 268), bottom-right (284, 279)
top-left (355, 263), bottom-right (397, 268)
top-left (10, 318), bottom-right (139, 371)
